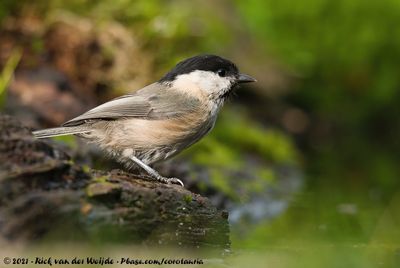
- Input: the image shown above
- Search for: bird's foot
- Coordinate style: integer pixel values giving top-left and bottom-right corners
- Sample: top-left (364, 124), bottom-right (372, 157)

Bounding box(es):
top-left (156, 175), bottom-right (184, 187)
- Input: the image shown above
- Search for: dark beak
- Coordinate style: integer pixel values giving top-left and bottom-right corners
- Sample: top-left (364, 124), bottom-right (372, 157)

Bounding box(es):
top-left (237, 73), bottom-right (257, 83)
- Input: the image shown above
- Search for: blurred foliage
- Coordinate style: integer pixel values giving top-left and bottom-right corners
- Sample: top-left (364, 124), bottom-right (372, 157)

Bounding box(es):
top-left (52, 135), bottom-right (79, 150)
top-left (5, 0), bottom-right (232, 76)
top-left (0, 48), bottom-right (21, 107)
top-left (236, 0), bottom-right (400, 190)
top-left (1, 0), bottom-right (400, 265)
top-left (232, 0), bottom-right (400, 257)
top-left (182, 106), bottom-right (299, 201)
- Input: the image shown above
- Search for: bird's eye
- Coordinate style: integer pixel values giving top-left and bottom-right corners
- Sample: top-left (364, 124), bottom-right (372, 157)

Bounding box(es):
top-left (217, 69), bottom-right (226, 77)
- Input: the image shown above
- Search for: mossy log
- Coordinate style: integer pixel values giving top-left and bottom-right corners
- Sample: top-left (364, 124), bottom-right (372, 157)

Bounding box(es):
top-left (0, 114), bottom-right (230, 251)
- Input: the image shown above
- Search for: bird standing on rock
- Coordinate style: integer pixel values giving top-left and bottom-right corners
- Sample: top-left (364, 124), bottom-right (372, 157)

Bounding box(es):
top-left (33, 54), bottom-right (256, 186)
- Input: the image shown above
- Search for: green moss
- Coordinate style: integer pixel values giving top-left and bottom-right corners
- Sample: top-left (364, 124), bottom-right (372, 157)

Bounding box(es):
top-left (86, 181), bottom-right (119, 197)
top-left (183, 194), bottom-right (192, 204)
top-left (81, 165), bottom-right (91, 174)
top-left (92, 175), bottom-right (108, 183)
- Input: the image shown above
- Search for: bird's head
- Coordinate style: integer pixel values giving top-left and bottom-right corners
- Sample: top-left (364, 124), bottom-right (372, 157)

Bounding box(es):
top-left (160, 54), bottom-right (256, 102)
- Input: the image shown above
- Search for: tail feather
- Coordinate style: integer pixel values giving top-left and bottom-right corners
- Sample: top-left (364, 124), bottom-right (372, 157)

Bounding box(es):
top-left (32, 126), bottom-right (90, 139)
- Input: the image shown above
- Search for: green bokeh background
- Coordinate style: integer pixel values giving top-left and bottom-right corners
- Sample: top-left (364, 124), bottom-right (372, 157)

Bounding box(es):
top-left (1, 0), bottom-right (399, 267)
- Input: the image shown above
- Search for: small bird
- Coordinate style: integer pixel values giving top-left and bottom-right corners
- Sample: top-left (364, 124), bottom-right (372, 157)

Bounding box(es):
top-left (33, 54), bottom-right (256, 186)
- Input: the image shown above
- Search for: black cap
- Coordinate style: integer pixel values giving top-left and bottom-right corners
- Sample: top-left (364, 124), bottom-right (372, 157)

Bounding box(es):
top-left (160, 54), bottom-right (239, 82)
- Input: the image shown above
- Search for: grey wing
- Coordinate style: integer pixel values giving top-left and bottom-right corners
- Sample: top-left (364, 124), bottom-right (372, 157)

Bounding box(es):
top-left (63, 83), bottom-right (200, 126)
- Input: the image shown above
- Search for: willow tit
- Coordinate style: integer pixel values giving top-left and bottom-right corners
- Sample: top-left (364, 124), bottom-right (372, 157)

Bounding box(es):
top-left (33, 54), bottom-right (256, 186)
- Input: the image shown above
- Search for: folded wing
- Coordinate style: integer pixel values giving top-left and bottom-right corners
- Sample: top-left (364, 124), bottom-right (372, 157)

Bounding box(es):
top-left (63, 83), bottom-right (200, 126)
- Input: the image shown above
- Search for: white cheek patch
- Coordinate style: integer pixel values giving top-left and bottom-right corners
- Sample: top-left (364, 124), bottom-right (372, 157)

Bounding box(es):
top-left (173, 70), bottom-right (232, 97)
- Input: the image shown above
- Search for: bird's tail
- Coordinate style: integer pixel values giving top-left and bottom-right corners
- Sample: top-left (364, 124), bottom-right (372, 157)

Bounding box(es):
top-left (32, 126), bottom-right (90, 139)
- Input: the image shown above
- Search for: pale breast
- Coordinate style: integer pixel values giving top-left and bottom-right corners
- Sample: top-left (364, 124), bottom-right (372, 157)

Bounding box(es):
top-left (101, 105), bottom-right (218, 156)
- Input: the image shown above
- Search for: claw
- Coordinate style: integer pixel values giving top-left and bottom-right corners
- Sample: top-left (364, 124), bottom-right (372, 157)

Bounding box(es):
top-left (166, 177), bottom-right (184, 187)
top-left (128, 155), bottom-right (184, 187)
top-left (154, 175), bottom-right (184, 187)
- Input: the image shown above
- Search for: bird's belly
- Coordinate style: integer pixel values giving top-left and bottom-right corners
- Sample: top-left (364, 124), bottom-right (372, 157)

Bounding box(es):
top-left (97, 115), bottom-right (215, 164)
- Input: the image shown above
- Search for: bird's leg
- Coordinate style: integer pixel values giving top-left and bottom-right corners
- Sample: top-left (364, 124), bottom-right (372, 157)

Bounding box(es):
top-left (128, 155), bottom-right (184, 187)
